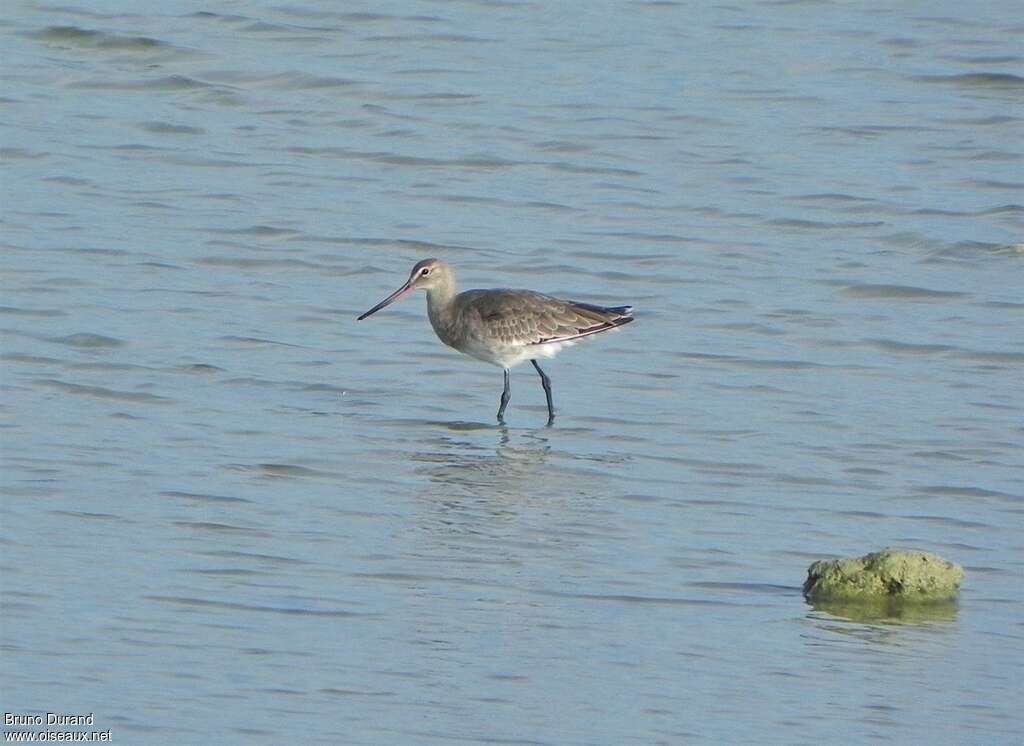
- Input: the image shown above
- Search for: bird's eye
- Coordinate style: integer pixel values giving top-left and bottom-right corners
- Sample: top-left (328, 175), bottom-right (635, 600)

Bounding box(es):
top-left (420, 268), bottom-right (430, 276)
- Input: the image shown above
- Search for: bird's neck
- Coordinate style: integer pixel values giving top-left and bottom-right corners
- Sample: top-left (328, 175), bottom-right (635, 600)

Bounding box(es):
top-left (425, 277), bottom-right (458, 336)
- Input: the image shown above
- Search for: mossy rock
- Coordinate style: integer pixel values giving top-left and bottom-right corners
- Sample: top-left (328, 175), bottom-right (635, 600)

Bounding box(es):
top-left (804, 548), bottom-right (964, 602)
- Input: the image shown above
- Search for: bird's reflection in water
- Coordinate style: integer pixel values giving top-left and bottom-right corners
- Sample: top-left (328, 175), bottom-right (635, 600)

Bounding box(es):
top-left (397, 418), bottom-right (633, 566)
top-left (413, 423), bottom-right (550, 501)
top-left (405, 421), bottom-right (583, 548)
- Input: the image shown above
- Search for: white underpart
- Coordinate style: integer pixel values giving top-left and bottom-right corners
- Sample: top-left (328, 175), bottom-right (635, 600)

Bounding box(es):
top-left (459, 338), bottom-right (579, 369)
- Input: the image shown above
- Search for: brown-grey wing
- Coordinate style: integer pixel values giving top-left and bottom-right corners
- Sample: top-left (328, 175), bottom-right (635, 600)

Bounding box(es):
top-left (461, 290), bottom-right (627, 347)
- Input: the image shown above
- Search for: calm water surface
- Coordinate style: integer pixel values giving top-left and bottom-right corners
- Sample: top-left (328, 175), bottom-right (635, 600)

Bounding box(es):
top-left (2, 1), bottom-right (1022, 744)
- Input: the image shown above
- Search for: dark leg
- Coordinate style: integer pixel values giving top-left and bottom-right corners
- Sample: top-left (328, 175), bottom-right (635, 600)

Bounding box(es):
top-left (497, 368), bottom-right (511, 423)
top-left (531, 359), bottom-right (555, 425)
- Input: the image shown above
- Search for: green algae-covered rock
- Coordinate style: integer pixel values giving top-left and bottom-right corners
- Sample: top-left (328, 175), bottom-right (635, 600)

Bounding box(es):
top-left (803, 548), bottom-right (964, 602)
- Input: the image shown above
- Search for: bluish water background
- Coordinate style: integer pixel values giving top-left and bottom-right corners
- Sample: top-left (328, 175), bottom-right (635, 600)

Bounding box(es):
top-left (2, 1), bottom-right (1022, 743)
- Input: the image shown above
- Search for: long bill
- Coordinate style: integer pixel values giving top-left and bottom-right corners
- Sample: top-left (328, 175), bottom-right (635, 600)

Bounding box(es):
top-left (357, 280), bottom-right (414, 320)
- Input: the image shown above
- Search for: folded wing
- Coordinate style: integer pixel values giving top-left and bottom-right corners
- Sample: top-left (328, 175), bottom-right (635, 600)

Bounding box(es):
top-left (461, 289), bottom-right (634, 348)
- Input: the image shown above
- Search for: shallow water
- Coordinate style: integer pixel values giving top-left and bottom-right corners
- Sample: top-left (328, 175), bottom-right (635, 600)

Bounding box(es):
top-left (2, 1), bottom-right (1022, 744)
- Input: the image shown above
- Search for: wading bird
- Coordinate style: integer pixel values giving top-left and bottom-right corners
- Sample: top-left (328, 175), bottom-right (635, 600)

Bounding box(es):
top-left (358, 258), bottom-right (633, 425)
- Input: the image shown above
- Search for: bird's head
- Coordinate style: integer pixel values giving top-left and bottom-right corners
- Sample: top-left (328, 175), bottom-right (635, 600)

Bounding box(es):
top-left (406, 258), bottom-right (449, 290)
top-left (357, 258), bottom-right (451, 320)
